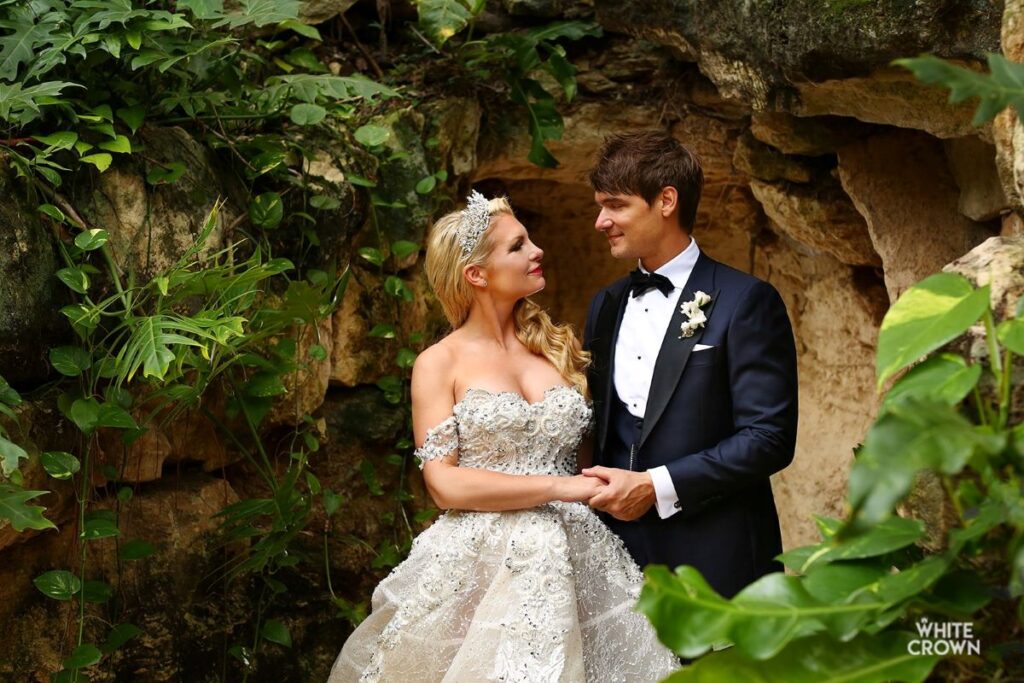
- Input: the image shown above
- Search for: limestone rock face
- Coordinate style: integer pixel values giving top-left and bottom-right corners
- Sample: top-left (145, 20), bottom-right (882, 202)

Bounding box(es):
top-left (945, 236), bottom-right (1024, 321)
top-left (73, 127), bottom-right (241, 282)
top-left (791, 67), bottom-right (985, 140)
top-left (754, 242), bottom-right (886, 552)
top-left (994, 0), bottom-right (1024, 212)
top-left (749, 112), bottom-right (875, 156)
top-left (733, 131), bottom-right (815, 183)
top-left (945, 136), bottom-right (1008, 222)
top-left (749, 177), bottom-right (881, 267)
top-left (837, 129), bottom-right (996, 301)
top-left (594, 0), bottom-right (1000, 108)
top-left (0, 164), bottom-right (67, 384)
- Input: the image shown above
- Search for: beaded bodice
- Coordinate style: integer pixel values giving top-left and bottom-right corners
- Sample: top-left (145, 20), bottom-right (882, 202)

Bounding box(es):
top-left (415, 385), bottom-right (592, 476)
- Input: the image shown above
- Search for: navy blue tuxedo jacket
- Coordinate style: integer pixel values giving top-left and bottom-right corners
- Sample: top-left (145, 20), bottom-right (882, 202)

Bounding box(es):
top-left (583, 251), bottom-right (798, 598)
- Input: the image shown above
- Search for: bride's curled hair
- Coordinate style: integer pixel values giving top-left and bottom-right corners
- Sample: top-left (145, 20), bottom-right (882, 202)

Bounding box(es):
top-left (425, 196), bottom-right (590, 398)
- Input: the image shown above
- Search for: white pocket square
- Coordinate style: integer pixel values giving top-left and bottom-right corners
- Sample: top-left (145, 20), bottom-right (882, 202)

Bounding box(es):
top-left (693, 344), bottom-right (715, 351)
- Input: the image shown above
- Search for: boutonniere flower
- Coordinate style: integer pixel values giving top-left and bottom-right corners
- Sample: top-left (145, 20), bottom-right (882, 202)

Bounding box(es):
top-left (679, 291), bottom-right (712, 339)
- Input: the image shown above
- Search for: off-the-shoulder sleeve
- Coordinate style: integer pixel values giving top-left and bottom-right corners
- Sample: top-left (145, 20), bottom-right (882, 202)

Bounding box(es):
top-left (414, 416), bottom-right (458, 470)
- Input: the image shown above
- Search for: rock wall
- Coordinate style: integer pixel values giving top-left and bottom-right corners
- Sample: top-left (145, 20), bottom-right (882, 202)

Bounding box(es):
top-left (2, 0), bottom-right (1023, 679)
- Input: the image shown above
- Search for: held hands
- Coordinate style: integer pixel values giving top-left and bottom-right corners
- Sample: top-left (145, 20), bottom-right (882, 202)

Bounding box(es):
top-left (581, 466), bottom-right (656, 521)
top-left (555, 474), bottom-right (608, 503)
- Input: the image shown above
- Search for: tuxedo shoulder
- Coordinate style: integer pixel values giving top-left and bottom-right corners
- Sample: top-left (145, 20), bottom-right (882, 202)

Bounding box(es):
top-left (593, 276), bottom-right (631, 301)
top-left (711, 260), bottom-right (778, 296)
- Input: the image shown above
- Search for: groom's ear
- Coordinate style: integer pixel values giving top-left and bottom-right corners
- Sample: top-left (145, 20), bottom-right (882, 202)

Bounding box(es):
top-left (657, 186), bottom-right (678, 219)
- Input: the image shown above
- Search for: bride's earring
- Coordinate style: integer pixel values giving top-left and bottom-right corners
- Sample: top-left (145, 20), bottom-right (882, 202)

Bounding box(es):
top-left (481, 281), bottom-right (487, 287)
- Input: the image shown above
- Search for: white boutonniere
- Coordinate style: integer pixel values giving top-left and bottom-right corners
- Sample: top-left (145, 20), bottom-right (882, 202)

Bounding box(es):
top-left (679, 291), bottom-right (712, 339)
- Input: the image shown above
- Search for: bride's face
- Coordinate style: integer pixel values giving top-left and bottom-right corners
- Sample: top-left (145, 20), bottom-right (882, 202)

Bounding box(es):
top-left (472, 213), bottom-right (545, 300)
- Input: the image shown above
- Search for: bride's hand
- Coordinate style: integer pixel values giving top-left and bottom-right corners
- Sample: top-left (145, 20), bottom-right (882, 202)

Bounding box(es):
top-left (554, 474), bottom-right (607, 503)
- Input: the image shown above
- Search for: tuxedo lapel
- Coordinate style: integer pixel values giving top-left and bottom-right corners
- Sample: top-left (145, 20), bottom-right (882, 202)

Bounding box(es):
top-left (591, 282), bottom-right (629, 455)
top-left (639, 253), bottom-right (718, 450)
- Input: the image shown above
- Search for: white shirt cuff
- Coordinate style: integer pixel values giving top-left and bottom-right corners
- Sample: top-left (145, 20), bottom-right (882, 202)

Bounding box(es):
top-left (648, 466), bottom-right (680, 519)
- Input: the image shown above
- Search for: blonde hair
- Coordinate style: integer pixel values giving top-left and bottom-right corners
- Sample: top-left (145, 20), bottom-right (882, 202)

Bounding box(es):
top-left (425, 196), bottom-right (591, 398)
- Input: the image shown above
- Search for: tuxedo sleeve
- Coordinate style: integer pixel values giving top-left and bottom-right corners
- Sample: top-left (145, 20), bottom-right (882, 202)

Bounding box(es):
top-left (583, 290), bottom-right (603, 353)
top-left (665, 280), bottom-right (798, 518)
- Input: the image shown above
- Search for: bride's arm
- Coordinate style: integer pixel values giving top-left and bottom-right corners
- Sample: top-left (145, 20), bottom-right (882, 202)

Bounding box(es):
top-left (413, 345), bottom-right (599, 512)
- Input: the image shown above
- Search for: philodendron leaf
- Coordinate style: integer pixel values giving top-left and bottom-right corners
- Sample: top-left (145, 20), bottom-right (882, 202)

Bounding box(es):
top-left (875, 273), bottom-right (989, 390)
top-left (882, 353), bottom-right (982, 409)
top-left (34, 569), bottom-right (81, 600)
top-left (0, 484), bottom-right (55, 532)
top-left (637, 566), bottom-right (888, 661)
top-left (847, 397), bottom-right (1004, 526)
top-left (663, 631), bottom-right (939, 683)
top-left (261, 619), bottom-right (291, 647)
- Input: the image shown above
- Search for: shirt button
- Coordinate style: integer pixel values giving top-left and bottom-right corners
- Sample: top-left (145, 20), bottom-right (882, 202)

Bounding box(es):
top-left (637, 355), bottom-right (641, 360)
top-left (645, 309), bottom-right (649, 312)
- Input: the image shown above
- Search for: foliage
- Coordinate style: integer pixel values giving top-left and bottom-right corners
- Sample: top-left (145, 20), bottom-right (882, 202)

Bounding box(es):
top-left (413, 3), bottom-right (601, 167)
top-left (641, 271), bottom-right (1024, 681)
top-left (895, 52), bottom-right (1024, 126)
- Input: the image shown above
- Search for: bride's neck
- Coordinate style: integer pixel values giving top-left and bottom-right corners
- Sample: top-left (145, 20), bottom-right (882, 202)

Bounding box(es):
top-left (462, 296), bottom-right (519, 348)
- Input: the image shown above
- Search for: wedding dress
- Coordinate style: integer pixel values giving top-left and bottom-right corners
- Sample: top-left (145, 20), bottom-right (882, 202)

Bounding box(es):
top-left (328, 385), bottom-right (678, 683)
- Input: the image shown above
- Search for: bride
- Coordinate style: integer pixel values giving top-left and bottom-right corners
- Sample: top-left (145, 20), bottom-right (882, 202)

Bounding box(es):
top-left (329, 192), bottom-right (678, 682)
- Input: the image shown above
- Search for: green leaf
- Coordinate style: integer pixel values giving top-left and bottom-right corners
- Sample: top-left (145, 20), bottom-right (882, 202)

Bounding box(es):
top-left (80, 153), bottom-right (113, 172)
top-left (261, 619), bottom-right (291, 647)
top-left (875, 273), bottom-right (990, 390)
top-left (245, 372), bottom-right (287, 397)
top-left (100, 623), bottom-right (143, 654)
top-left (289, 102), bottom-right (326, 125)
top-left (146, 162), bottom-right (186, 185)
top-left (310, 194), bottom-right (340, 210)
top-left (120, 539), bottom-right (156, 560)
top-left (41, 451), bottom-right (80, 480)
top-left (638, 565), bottom-right (898, 661)
top-left (415, 175), bottom-right (436, 194)
top-left (358, 247), bottom-right (384, 267)
top-left (323, 489), bottom-right (343, 516)
top-left (56, 266), bottom-right (90, 294)
top-left (664, 631), bottom-right (938, 683)
top-left (250, 192), bottom-right (284, 229)
top-left (308, 344), bottom-right (327, 361)
top-left (0, 435), bottom-right (28, 476)
top-left (83, 579), bottom-right (114, 603)
top-left (346, 174), bottom-right (377, 188)
top-left (116, 105), bottom-right (146, 133)
top-left (354, 124), bottom-right (390, 147)
top-left (417, 0), bottom-right (479, 46)
top-left (280, 18), bottom-right (321, 40)
top-left (360, 458), bottom-right (383, 496)
top-left (34, 131), bottom-right (78, 150)
top-left (391, 240), bottom-right (420, 259)
top-left (63, 644), bottom-right (102, 670)
top-left (369, 324), bottom-right (396, 339)
top-left (895, 53), bottom-right (1024, 127)
top-left (98, 135), bottom-right (132, 154)
top-left (544, 49), bottom-right (577, 102)
top-left (848, 397), bottom-right (1004, 526)
top-left (38, 204), bottom-right (66, 222)
top-left (34, 569), bottom-right (81, 601)
top-left (82, 513), bottom-right (120, 540)
top-left (95, 404), bottom-right (138, 430)
top-left (179, 0), bottom-right (225, 19)
top-left (49, 346), bottom-right (92, 377)
top-left (882, 353), bottom-right (982, 410)
top-left (384, 276), bottom-right (414, 301)
top-left (396, 348), bottom-right (417, 369)
top-left (997, 317), bottom-right (1024, 355)
top-left (780, 516), bottom-right (924, 574)
top-left (0, 483), bottom-right (54, 532)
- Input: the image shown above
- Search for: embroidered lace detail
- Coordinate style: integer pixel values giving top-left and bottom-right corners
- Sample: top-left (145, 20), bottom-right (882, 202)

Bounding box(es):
top-left (414, 416), bottom-right (459, 469)
top-left (329, 386), bottom-right (678, 683)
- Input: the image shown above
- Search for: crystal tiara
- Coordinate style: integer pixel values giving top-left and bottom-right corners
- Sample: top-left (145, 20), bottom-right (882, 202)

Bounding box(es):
top-left (457, 190), bottom-right (492, 256)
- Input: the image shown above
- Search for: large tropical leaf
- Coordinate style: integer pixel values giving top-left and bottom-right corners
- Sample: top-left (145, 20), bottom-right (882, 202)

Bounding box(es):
top-left (663, 631), bottom-right (939, 683)
top-left (875, 273), bottom-right (989, 390)
top-left (0, 483), bottom-right (55, 532)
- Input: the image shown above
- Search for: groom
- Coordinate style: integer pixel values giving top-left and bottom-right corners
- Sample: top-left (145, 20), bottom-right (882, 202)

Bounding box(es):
top-left (581, 131), bottom-right (798, 599)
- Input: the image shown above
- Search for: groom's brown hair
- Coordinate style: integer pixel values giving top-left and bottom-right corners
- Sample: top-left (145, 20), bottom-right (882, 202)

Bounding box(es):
top-left (589, 130), bottom-right (704, 233)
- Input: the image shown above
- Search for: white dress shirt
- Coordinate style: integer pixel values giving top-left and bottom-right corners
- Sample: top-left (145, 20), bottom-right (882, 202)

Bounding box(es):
top-left (613, 238), bottom-right (700, 519)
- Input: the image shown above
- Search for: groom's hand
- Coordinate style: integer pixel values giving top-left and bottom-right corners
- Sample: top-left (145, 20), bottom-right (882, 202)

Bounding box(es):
top-left (581, 466), bottom-right (655, 521)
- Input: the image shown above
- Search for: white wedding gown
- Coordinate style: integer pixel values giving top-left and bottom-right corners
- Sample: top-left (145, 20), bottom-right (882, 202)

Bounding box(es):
top-left (328, 385), bottom-right (678, 683)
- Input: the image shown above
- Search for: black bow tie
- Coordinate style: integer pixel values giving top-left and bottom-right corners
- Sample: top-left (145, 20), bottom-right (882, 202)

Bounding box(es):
top-left (629, 269), bottom-right (674, 297)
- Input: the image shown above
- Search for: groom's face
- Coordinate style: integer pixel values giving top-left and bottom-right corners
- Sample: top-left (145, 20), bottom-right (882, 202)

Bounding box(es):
top-left (593, 191), bottom-right (664, 261)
